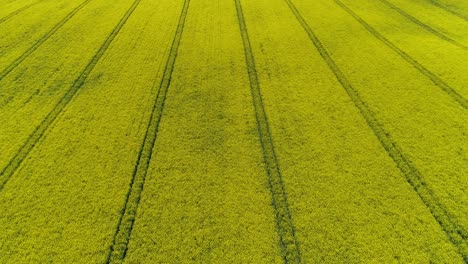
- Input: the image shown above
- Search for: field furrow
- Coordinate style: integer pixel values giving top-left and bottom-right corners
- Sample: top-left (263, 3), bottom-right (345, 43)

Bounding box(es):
top-left (122, 0), bottom-right (282, 262)
top-left (240, 0), bottom-right (466, 261)
top-left (0, 0), bottom-right (185, 261)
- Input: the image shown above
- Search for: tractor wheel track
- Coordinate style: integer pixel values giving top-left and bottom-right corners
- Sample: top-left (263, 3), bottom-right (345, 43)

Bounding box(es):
top-left (235, 0), bottom-right (302, 262)
top-left (378, 0), bottom-right (467, 50)
top-left (428, 0), bottom-right (468, 21)
top-left (0, 0), bottom-right (43, 25)
top-left (285, 0), bottom-right (467, 260)
top-left (335, 0), bottom-right (467, 108)
top-left (0, 0), bottom-right (142, 190)
top-left (0, 0), bottom-right (94, 81)
top-left (105, 0), bottom-right (190, 262)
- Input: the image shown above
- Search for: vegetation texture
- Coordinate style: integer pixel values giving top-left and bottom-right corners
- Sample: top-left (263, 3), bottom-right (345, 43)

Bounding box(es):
top-left (0, 0), bottom-right (466, 262)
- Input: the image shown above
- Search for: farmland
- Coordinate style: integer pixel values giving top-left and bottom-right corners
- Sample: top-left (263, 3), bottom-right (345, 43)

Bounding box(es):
top-left (0, 0), bottom-right (466, 262)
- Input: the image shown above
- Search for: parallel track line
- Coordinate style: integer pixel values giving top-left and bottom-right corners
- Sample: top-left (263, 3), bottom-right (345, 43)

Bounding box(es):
top-left (235, 0), bottom-right (301, 262)
top-left (0, 0), bottom-right (43, 25)
top-left (0, 0), bottom-right (93, 81)
top-left (428, 0), bottom-right (468, 21)
top-left (105, 0), bottom-right (190, 262)
top-left (0, 0), bottom-right (142, 190)
top-left (336, 0), bottom-right (467, 108)
top-left (286, 0), bottom-right (467, 260)
top-left (377, 0), bottom-right (467, 50)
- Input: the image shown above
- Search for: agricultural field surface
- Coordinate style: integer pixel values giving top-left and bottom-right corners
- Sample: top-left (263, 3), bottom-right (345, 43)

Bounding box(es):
top-left (0, 0), bottom-right (467, 262)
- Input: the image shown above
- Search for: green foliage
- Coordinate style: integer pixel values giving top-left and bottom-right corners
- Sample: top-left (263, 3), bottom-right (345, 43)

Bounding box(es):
top-left (0, 0), bottom-right (466, 262)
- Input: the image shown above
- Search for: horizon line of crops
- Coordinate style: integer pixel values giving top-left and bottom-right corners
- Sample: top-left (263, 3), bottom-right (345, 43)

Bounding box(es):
top-left (235, 0), bottom-right (301, 262)
top-left (0, 0), bottom-right (43, 25)
top-left (105, 0), bottom-right (190, 262)
top-left (428, 0), bottom-right (468, 21)
top-left (284, 0), bottom-right (467, 260)
top-left (377, 0), bottom-right (467, 50)
top-left (0, 0), bottom-right (142, 190)
top-left (0, 0), bottom-right (94, 81)
top-left (335, 0), bottom-right (467, 109)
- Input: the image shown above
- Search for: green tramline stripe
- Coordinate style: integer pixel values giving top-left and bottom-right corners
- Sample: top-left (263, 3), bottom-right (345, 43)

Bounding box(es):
top-left (0, 0), bottom-right (94, 81)
top-left (105, 0), bottom-right (191, 262)
top-left (235, 0), bottom-right (302, 262)
top-left (378, 0), bottom-right (467, 50)
top-left (286, 0), bottom-right (467, 260)
top-left (0, 0), bottom-right (43, 25)
top-left (0, 0), bottom-right (142, 190)
top-left (336, 0), bottom-right (467, 109)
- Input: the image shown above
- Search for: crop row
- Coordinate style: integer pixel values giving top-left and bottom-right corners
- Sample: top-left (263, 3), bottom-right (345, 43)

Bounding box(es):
top-left (0, 0), bottom-right (466, 262)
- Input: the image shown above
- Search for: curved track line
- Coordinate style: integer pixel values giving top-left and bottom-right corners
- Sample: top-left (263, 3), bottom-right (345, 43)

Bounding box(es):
top-left (378, 0), bottom-right (467, 50)
top-left (428, 0), bottom-right (468, 21)
top-left (286, 0), bottom-right (467, 260)
top-left (105, 0), bottom-right (190, 262)
top-left (336, 1), bottom-right (467, 108)
top-left (0, 0), bottom-right (43, 25)
top-left (0, 0), bottom-right (142, 190)
top-left (235, 0), bottom-right (301, 262)
top-left (0, 0), bottom-right (93, 81)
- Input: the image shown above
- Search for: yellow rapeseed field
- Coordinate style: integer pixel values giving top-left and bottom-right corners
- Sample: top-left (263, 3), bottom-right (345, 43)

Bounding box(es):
top-left (0, 0), bottom-right (466, 262)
